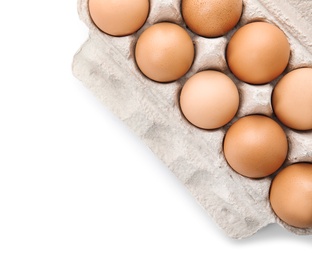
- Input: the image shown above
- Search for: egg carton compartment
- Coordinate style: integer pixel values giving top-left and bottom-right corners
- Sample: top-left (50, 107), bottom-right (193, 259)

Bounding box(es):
top-left (73, 0), bottom-right (312, 238)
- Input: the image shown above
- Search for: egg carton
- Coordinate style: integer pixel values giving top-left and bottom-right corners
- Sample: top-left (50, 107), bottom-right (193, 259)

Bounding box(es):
top-left (72, 0), bottom-right (312, 239)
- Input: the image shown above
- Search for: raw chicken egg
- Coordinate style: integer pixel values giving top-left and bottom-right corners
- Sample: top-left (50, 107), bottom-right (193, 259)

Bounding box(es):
top-left (88, 0), bottom-right (149, 36)
top-left (226, 22), bottom-right (290, 84)
top-left (223, 115), bottom-right (288, 178)
top-left (179, 70), bottom-right (239, 129)
top-left (182, 0), bottom-right (243, 37)
top-left (272, 67), bottom-right (312, 131)
top-left (270, 163), bottom-right (312, 228)
top-left (135, 22), bottom-right (195, 82)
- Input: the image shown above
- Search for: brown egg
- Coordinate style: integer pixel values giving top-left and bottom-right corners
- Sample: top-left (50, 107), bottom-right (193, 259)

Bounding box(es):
top-left (226, 22), bottom-right (290, 85)
top-left (179, 70), bottom-right (239, 129)
top-left (182, 0), bottom-right (243, 37)
top-left (272, 68), bottom-right (312, 131)
top-left (270, 163), bottom-right (312, 228)
top-left (88, 0), bottom-right (149, 36)
top-left (135, 22), bottom-right (195, 83)
top-left (223, 115), bottom-right (288, 178)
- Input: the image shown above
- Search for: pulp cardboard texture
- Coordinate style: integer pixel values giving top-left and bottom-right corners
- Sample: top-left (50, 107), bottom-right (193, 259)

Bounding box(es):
top-left (72, 0), bottom-right (312, 239)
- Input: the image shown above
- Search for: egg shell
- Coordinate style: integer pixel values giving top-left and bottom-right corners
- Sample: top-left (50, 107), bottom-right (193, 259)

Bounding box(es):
top-left (88, 0), bottom-right (149, 36)
top-left (270, 163), bottom-right (312, 228)
top-left (226, 21), bottom-right (290, 85)
top-left (272, 67), bottom-right (312, 131)
top-left (179, 70), bottom-right (239, 129)
top-left (135, 22), bottom-right (195, 83)
top-left (182, 0), bottom-right (243, 37)
top-left (223, 115), bottom-right (288, 178)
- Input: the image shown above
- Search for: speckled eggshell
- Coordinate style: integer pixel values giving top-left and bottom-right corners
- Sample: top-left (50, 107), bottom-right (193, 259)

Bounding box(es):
top-left (182, 0), bottom-right (243, 37)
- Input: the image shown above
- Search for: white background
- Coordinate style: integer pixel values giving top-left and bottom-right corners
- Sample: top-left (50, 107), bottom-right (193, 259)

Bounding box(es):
top-left (0, 1), bottom-right (311, 259)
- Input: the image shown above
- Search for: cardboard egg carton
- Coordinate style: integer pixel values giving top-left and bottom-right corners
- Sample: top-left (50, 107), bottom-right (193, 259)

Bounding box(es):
top-left (73, 0), bottom-right (312, 238)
